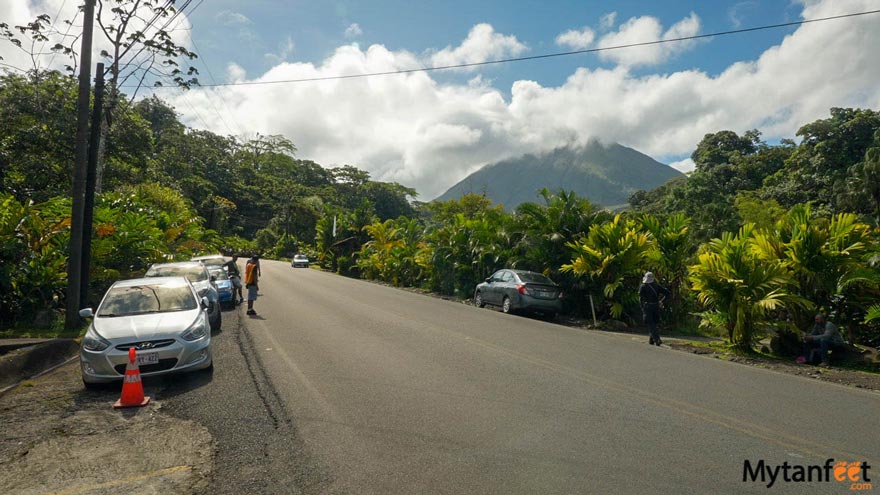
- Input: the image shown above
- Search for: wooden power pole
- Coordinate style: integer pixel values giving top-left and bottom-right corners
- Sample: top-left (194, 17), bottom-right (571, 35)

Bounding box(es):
top-left (65, 0), bottom-right (96, 330)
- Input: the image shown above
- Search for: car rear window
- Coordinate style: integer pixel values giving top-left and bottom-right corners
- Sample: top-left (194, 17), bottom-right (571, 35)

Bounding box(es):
top-left (517, 272), bottom-right (555, 285)
top-left (147, 265), bottom-right (208, 282)
top-left (98, 284), bottom-right (197, 316)
top-left (196, 257), bottom-right (226, 267)
top-left (208, 267), bottom-right (229, 280)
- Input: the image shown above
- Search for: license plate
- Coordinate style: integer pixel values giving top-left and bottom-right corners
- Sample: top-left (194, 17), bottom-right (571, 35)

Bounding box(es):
top-left (136, 353), bottom-right (159, 366)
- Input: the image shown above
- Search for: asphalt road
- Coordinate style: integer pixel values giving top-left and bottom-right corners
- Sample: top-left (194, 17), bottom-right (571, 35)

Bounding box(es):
top-left (169, 260), bottom-right (880, 494)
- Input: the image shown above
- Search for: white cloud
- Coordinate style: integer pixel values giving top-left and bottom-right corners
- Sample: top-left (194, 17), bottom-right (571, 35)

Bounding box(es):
top-left (597, 12), bottom-right (701, 67)
top-left (668, 158), bottom-right (695, 173)
top-left (216, 10), bottom-right (252, 26)
top-left (264, 36), bottom-right (295, 64)
top-left (429, 23), bottom-right (527, 69)
top-left (344, 23), bottom-right (363, 39)
top-left (555, 27), bottom-right (595, 50)
top-left (226, 62), bottom-right (246, 82)
top-left (173, 1), bottom-right (879, 199)
top-left (600, 12), bottom-right (618, 31)
top-left (0, 0), bottom-right (193, 76)
top-left (728, 2), bottom-right (757, 29)
top-left (6, 2), bottom-right (879, 202)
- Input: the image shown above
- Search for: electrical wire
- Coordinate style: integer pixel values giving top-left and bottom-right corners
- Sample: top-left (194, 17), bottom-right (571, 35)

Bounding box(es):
top-left (188, 35), bottom-right (245, 136)
top-left (131, 8), bottom-right (880, 89)
top-left (38, 0), bottom-right (68, 57)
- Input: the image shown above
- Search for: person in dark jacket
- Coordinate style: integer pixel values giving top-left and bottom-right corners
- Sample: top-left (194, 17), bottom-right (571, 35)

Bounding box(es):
top-left (639, 272), bottom-right (671, 346)
top-left (802, 313), bottom-right (845, 366)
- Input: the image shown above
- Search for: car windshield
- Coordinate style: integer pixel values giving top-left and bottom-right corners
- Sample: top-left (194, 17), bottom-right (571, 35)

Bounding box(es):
top-left (517, 272), bottom-right (555, 285)
top-left (97, 284), bottom-right (197, 317)
top-left (147, 265), bottom-right (208, 282)
top-left (208, 267), bottom-right (229, 280)
top-left (295, 255), bottom-right (308, 260)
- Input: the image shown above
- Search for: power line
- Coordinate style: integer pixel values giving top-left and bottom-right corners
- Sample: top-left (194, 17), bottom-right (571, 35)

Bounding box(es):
top-left (46, 5), bottom-right (80, 69)
top-left (38, 0), bottom-right (68, 57)
top-left (0, 61), bottom-right (28, 73)
top-left (133, 8), bottom-right (880, 89)
top-left (187, 35), bottom-right (246, 136)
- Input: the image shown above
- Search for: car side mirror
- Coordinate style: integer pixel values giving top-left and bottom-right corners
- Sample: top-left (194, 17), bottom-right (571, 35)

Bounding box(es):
top-left (486, 278), bottom-right (493, 283)
top-left (201, 297), bottom-right (210, 309)
top-left (210, 275), bottom-right (217, 282)
top-left (79, 308), bottom-right (94, 318)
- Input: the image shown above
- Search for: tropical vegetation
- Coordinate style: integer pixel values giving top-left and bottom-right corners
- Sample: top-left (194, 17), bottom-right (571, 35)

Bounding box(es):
top-left (0, 67), bottom-right (878, 353)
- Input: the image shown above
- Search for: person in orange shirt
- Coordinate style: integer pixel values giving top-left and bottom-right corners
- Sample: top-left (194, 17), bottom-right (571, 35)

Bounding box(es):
top-left (245, 255), bottom-right (260, 315)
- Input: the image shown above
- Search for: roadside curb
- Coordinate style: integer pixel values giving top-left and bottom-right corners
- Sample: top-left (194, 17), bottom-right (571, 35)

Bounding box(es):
top-left (0, 339), bottom-right (80, 394)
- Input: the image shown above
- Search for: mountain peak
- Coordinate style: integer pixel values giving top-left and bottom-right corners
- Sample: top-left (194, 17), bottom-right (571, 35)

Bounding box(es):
top-left (435, 142), bottom-right (683, 209)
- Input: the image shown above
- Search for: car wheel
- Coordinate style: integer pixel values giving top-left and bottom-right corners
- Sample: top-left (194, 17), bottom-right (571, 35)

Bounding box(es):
top-left (502, 296), bottom-right (512, 314)
top-left (82, 379), bottom-right (105, 391)
top-left (211, 310), bottom-right (221, 331)
top-left (475, 291), bottom-right (485, 308)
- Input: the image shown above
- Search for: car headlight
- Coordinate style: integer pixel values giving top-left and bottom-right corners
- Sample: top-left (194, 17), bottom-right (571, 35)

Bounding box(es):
top-left (83, 325), bottom-right (111, 351)
top-left (182, 315), bottom-right (209, 341)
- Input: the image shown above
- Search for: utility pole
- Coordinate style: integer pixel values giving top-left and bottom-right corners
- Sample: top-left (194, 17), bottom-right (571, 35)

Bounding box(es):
top-left (80, 62), bottom-right (105, 308)
top-left (65, 0), bottom-right (96, 330)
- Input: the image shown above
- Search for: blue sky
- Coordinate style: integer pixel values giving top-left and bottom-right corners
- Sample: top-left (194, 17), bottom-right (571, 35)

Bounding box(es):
top-left (190, 1), bottom-right (803, 92)
top-left (2, 1), bottom-right (879, 199)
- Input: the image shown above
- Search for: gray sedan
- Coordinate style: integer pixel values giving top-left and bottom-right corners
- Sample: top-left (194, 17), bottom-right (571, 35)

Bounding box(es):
top-left (78, 276), bottom-right (213, 388)
top-left (474, 269), bottom-right (564, 318)
top-left (146, 261), bottom-right (221, 331)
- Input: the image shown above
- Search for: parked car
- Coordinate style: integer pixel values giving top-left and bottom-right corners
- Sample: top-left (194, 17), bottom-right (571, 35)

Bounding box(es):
top-left (191, 254), bottom-right (227, 269)
top-left (474, 269), bottom-right (563, 318)
top-left (207, 265), bottom-right (235, 310)
top-left (78, 276), bottom-right (213, 388)
top-left (145, 261), bottom-right (221, 331)
top-left (291, 254), bottom-right (310, 268)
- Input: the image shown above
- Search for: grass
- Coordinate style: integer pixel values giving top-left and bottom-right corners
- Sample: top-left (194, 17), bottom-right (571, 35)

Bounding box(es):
top-left (672, 336), bottom-right (880, 374)
top-left (0, 317), bottom-right (88, 340)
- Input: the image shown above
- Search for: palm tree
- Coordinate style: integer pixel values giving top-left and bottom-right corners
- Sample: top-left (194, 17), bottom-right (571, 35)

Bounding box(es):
top-left (359, 220), bottom-right (404, 283)
top-left (639, 213), bottom-right (694, 322)
top-left (753, 205), bottom-right (877, 330)
top-left (562, 214), bottom-right (651, 319)
top-left (689, 224), bottom-right (810, 350)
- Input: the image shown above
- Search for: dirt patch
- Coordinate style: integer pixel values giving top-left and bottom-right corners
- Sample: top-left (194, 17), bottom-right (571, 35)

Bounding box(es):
top-left (665, 341), bottom-right (880, 392)
top-left (0, 363), bottom-right (212, 494)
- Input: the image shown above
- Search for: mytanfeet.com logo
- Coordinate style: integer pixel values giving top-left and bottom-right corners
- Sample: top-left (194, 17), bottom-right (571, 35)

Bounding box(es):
top-left (743, 459), bottom-right (872, 490)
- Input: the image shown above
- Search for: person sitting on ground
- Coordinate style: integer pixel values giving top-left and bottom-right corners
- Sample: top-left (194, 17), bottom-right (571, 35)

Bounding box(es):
top-left (802, 313), bottom-right (845, 367)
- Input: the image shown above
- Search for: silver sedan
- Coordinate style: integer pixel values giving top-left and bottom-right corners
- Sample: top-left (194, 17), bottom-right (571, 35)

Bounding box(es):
top-left (146, 261), bottom-right (221, 331)
top-left (79, 276), bottom-right (213, 388)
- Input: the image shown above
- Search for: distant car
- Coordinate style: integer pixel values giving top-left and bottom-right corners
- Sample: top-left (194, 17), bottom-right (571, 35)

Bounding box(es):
top-left (474, 269), bottom-right (563, 318)
top-left (291, 254), bottom-right (310, 268)
top-left (78, 276), bottom-right (213, 389)
top-left (191, 254), bottom-right (227, 269)
top-left (207, 265), bottom-right (235, 310)
top-left (145, 261), bottom-right (221, 331)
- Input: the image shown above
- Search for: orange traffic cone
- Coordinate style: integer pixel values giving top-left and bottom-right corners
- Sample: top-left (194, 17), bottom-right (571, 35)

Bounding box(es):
top-left (113, 347), bottom-right (151, 409)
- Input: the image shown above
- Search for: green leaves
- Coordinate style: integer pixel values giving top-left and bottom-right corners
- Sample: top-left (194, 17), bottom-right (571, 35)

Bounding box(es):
top-left (689, 224), bottom-right (809, 349)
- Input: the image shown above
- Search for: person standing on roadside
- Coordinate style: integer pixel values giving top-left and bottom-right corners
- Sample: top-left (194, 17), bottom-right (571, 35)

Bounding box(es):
top-left (224, 255), bottom-right (243, 304)
top-left (639, 272), bottom-right (671, 346)
top-left (245, 255), bottom-right (260, 316)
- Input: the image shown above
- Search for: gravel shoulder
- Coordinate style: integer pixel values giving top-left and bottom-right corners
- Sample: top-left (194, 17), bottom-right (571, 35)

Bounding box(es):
top-left (0, 362), bottom-right (213, 495)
